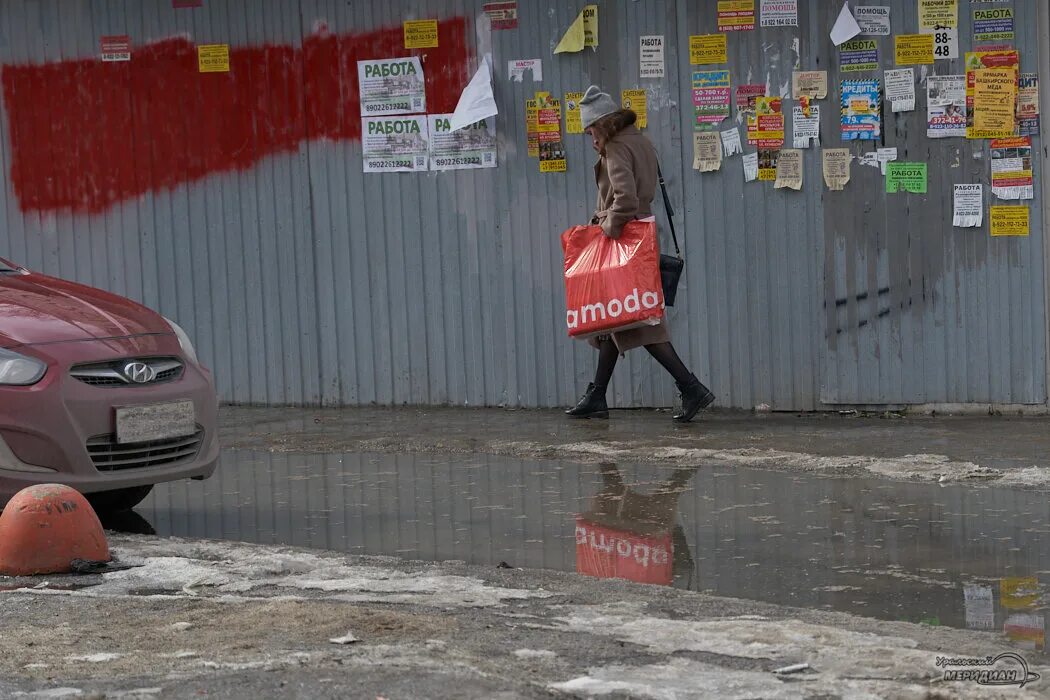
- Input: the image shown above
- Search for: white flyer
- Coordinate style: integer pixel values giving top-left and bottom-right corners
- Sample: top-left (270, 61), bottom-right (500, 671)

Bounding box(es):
top-left (640, 35), bottom-right (665, 79)
top-left (964, 584), bottom-right (995, 631)
top-left (927, 75), bottom-right (966, 138)
top-left (357, 57), bottom-right (426, 116)
top-left (428, 114), bottom-right (497, 171)
top-left (925, 26), bottom-right (958, 60)
top-left (743, 152), bottom-right (759, 182)
top-left (721, 127), bottom-right (743, 156)
top-left (449, 54), bottom-right (497, 132)
top-left (859, 147), bottom-right (898, 174)
top-left (831, 2), bottom-right (862, 45)
top-left (508, 58), bottom-right (542, 82)
top-left (953, 184), bottom-right (983, 227)
top-left (361, 115), bottom-right (430, 173)
top-left (761, 0), bottom-right (798, 28)
top-left (854, 6), bottom-right (890, 35)
top-left (884, 68), bottom-right (915, 112)
top-left (792, 105), bottom-right (820, 148)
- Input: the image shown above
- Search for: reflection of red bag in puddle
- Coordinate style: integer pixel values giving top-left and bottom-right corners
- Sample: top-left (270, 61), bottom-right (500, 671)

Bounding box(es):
top-left (561, 220), bottom-right (664, 339)
top-left (575, 517), bottom-right (673, 586)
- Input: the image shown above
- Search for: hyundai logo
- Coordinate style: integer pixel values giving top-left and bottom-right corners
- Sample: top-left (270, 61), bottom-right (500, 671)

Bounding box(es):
top-left (123, 361), bottom-right (156, 384)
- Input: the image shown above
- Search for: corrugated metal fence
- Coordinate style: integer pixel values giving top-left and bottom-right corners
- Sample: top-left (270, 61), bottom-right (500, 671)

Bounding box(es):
top-left (0, 0), bottom-right (1046, 409)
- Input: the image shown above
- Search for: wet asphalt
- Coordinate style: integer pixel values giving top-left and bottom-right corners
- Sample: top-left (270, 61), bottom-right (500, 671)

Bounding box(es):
top-left (110, 448), bottom-right (1049, 654)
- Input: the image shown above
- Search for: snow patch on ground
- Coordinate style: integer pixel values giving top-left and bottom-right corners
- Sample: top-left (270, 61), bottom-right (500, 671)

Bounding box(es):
top-left (66, 653), bottom-right (122, 663)
top-left (555, 606), bottom-right (939, 679)
top-left (21, 537), bottom-right (550, 609)
top-left (515, 441), bottom-right (1050, 488)
top-left (512, 649), bottom-right (557, 659)
top-left (550, 658), bottom-right (943, 700)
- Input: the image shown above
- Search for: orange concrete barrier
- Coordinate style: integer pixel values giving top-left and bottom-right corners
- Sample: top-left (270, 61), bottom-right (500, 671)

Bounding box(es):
top-left (0, 484), bottom-right (110, 576)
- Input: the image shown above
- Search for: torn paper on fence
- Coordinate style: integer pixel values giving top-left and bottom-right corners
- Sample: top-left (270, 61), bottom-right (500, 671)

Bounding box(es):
top-left (450, 55), bottom-right (498, 132)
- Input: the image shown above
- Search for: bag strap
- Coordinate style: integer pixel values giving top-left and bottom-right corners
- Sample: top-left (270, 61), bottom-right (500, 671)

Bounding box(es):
top-left (657, 164), bottom-right (681, 258)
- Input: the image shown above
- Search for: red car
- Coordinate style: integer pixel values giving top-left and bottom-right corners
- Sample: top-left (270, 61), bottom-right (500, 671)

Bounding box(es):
top-left (0, 257), bottom-right (218, 511)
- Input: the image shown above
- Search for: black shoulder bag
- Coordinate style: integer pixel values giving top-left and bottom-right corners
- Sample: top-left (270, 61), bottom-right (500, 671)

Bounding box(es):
top-left (657, 165), bottom-right (684, 307)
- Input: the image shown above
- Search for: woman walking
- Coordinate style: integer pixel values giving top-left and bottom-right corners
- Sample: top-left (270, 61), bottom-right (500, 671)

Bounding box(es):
top-left (566, 86), bottom-right (715, 422)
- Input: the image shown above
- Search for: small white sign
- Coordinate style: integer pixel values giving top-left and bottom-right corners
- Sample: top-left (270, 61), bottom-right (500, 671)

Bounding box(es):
top-left (640, 35), bottom-right (665, 79)
top-left (854, 6), bottom-right (891, 35)
top-left (953, 185), bottom-right (983, 227)
top-left (885, 68), bottom-right (916, 112)
top-left (760, 0), bottom-right (798, 28)
top-left (508, 58), bottom-right (542, 82)
top-left (721, 127), bottom-right (743, 156)
top-left (925, 26), bottom-right (958, 60)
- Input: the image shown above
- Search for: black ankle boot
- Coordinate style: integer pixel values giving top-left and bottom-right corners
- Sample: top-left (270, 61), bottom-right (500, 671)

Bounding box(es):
top-left (673, 375), bottom-right (715, 422)
top-left (566, 383), bottom-right (609, 419)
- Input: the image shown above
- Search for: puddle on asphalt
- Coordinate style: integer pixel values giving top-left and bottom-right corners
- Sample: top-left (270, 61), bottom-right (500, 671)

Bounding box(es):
top-left (126, 451), bottom-right (1048, 651)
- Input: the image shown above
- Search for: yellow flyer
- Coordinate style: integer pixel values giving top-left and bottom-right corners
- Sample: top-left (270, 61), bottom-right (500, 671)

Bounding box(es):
top-left (690, 34), bottom-right (727, 65)
top-left (621, 89), bottom-right (648, 128)
top-left (403, 19), bottom-right (439, 48)
top-left (895, 34), bottom-right (934, 65)
top-left (197, 44), bottom-right (230, 73)
top-left (990, 206), bottom-right (1029, 237)
top-left (525, 99), bottom-right (539, 157)
top-left (565, 92), bottom-right (584, 134)
top-left (919, 0), bottom-right (957, 30)
top-left (966, 50), bottom-right (1019, 139)
top-left (973, 68), bottom-right (1017, 134)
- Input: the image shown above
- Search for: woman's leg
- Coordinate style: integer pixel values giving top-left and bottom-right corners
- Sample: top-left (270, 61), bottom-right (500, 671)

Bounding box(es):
top-left (644, 342), bottom-right (691, 384)
top-left (644, 342), bottom-right (715, 422)
top-left (566, 338), bottom-right (618, 418)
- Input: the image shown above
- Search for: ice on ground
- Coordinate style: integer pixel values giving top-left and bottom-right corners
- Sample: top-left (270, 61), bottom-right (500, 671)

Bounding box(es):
top-left (512, 649), bottom-right (557, 659)
top-left (519, 441), bottom-right (1050, 488)
top-left (22, 537), bottom-right (551, 609)
top-left (66, 653), bottom-right (122, 663)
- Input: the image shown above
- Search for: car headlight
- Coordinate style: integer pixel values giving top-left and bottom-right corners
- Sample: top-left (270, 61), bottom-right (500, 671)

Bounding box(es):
top-left (163, 317), bottom-right (199, 365)
top-left (0, 348), bottom-right (47, 385)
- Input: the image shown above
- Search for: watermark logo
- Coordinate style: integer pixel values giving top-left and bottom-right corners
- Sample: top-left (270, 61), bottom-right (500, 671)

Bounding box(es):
top-left (938, 653), bottom-right (1040, 689)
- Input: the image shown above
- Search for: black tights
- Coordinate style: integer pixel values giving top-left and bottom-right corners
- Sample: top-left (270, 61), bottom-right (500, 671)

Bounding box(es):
top-left (593, 339), bottom-right (692, 390)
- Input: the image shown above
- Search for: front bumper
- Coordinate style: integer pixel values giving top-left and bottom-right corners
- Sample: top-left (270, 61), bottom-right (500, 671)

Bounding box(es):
top-left (0, 334), bottom-right (219, 505)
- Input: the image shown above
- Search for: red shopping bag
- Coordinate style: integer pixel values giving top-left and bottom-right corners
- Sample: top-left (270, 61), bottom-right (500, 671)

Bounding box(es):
top-left (561, 219), bottom-right (664, 338)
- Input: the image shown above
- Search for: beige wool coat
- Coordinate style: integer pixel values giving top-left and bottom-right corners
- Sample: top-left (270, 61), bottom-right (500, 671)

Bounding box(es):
top-left (590, 124), bottom-right (671, 352)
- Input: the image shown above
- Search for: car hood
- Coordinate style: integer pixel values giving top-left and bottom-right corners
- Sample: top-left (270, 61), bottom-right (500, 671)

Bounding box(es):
top-left (0, 271), bottom-right (171, 348)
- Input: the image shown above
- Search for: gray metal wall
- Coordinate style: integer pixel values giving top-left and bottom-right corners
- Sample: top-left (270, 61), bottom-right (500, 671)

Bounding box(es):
top-left (0, 0), bottom-right (1046, 409)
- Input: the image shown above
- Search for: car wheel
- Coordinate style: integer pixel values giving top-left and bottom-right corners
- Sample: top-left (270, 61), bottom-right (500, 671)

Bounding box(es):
top-left (86, 485), bottom-right (153, 513)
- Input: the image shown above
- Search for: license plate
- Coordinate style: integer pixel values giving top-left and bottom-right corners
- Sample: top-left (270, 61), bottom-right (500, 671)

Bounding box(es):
top-left (116, 400), bottom-right (196, 444)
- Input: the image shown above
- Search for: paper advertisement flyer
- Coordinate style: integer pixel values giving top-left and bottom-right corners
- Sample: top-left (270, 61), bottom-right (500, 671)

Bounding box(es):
top-left (758, 149), bottom-right (779, 181)
top-left (693, 70), bottom-right (732, 130)
top-left (509, 59), bottom-right (542, 82)
top-left (973, 68), bottom-right (1017, 134)
top-left (792, 105), bottom-right (820, 148)
top-left (953, 184), bottom-right (983, 227)
top-left (965, 50), bottom-right (1018, 139)
top-left (565, 92), bottom-right (584, 134)
top-left (885, 162), bottom-right (928, 194)
top-left (927, 75), bottom-right (966, 138)
top-left (721, 127), bottom-right (743, 156)
top-left (525, 99), bottom-right (539, 157)
top-left (792, 71), bottom-right (828, 100)
top-left (885, 68), bottom-right (915, 112)
top-left (361, 115), bottom-right (430, 173)
top-left (640, 36), bottom-right (665, 78)
top-left (743, 152), bottom-right (759, 182)
top-left (973, 6), bottom-right (1013, 44)
top-left (760, 0), bottom-right (797, 28)
top-left (403, 19), bottom-right (439, 48)
top-left (990, 137), bottom-right (1033, 200)
top-left (358, 58), bottom-right (427, 116)
top-left (859, 147), bottom-right (898, 175)
top-left (718, 1), bottom-right (755, 32)
top-left (854, 6), bottom-right (890, 35)
top-left (690, 34), bottom-right (728, 65)
top-left (990, 206), bottom-right (1028, 237)
top-left (841, 79), bottom-right (881, 141)
top-left (736, 84), bottom-right (766, 123)
top-left (840, 39), bottom-right (878, 73)
top-left (622, 89), bottom-right (648, 129)
top-left (895, 34), bottom-right (934, 65)
top-left (693, 132), bottom-right (722, 172)
top-left (428, 114), bottom-right (496, 171)
top-left (1017, 73), bottom-right (1040, 137)
top-left (822, 149), bottom-right (851, 190)
top-left (774, 148), bottom-right (802, 190)
top-left (482, 2), bottom-right (518, 30)
top-left (537, 95), bottom-right (566, 173)
top-left (749, 96), bottom-right (784, 148)
top-left (919, 0), bottom-right (957, 30)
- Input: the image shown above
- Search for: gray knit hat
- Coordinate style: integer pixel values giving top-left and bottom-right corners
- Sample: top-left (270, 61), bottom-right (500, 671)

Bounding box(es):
top-left (579, 85), bottom-right (618, 129)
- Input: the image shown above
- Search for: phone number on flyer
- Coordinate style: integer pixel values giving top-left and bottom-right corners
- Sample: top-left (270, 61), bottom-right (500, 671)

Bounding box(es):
top-left (364, 102), bottom-right (412, 113)
top-left (367, 159), bottom-right (416, 168)
top-left (433, 156), bottom-right (482, 166)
